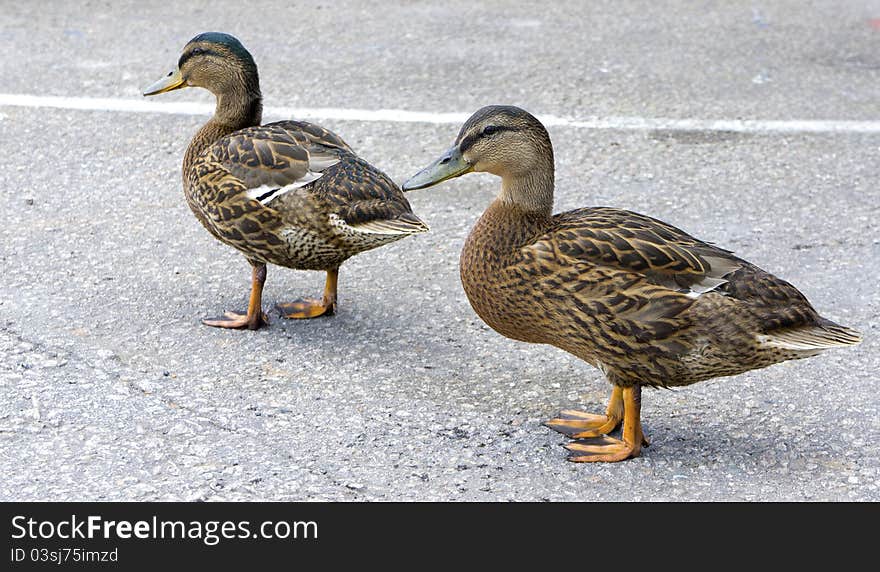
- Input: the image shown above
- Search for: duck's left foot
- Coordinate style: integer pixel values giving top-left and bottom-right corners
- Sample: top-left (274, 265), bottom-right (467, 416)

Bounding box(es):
top-left (202, 310), bottom-right (269, 330)
top-left (544, 386), bottom-right (624, 439)
top-left (544, 409), bottom-right (621, 439)
top-left (564, 436), bottom-right (640, 463)
top-left (275, 298), bottom-right (335, 319)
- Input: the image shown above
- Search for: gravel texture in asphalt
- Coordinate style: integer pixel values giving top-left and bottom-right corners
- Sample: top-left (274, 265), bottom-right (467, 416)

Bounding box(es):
top-left (0, 1), bottom-right (877, 501)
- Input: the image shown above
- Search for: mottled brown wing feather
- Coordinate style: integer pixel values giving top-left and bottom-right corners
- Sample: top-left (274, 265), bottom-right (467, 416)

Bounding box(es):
top-left (535, 207), bottom-right (736, 289)
top-left (523, 207), bottom-right (822, 340)
top-left (185, 118), bottom-right (425, 270)
top-left (206, 121), bottom-right (421, 230)
top-left (718, 264), bottom-right (820, 331)
top-left (205, 124), bottom-right (344, 189)
top-left (188, 159), bottom-right (282, 247)
top-left (310, 154), bottom-right (426, 230)
top-left (187, 155), bottom-right (342, 264)
top-left (265, 120), bottom-right (353, 153)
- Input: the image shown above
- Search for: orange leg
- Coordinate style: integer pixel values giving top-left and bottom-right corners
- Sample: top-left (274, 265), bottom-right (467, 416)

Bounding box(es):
top-left (202, 263), bottom-right (269, 330)
top-left (276, 268), bottom-right (338, 319)
top-left (544, 386), bottom-right (624, 438)
top-left (564, 384), bottom-right (646, 463)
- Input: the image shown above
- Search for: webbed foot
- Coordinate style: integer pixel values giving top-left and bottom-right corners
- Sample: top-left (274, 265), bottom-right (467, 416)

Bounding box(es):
top-left (544, 386), bottom-right (625, 438)
top-left (202, 263), bottom-right (268, 331)
top-left (276, 268), bottom-right (338, 320)
top-left (275, 298), bottom-right (335, 319)
top-left (544, 409), bottom-right (622, 439)
top-left (565, 435), bottom-right (639, 463)
top-left (202, 310), bottom-right (269, 330)
top-left (549, 385), bottom-right (647, 463)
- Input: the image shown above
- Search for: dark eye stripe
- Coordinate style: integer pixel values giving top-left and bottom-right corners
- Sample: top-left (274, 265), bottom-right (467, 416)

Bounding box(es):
top-left (178, 47), bottom-right (219, 68)
top-left (485, 125), bottom-right (515, 136)
top-left (459, 125), bottom-right (516, 152)
top-left (458, 132), bottom-right (479, 153)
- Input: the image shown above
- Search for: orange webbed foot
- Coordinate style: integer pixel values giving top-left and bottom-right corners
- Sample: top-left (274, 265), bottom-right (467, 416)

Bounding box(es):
top-left (564, 435), bottom-right (640, 463)
top-left (549, 385), bottom-right (647, 463)
top-left (202, 310), bottom-right (269, 330)
top-left (275, 298), bottom-right (335, 319)
top-left (544, 409), bottom-right (621, 439)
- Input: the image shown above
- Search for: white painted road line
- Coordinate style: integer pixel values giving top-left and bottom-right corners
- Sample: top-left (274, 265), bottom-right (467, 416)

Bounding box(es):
top-left (2, 93), bottom-right (879, 134)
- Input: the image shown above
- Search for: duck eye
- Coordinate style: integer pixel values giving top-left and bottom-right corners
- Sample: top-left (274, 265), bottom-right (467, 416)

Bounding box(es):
top-left (191, 47), bottom-right (205, 56)
top-left (481, 125), bottom-right (500, 137)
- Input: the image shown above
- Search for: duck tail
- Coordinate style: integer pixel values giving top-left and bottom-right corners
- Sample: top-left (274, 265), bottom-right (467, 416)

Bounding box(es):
top-left (758, 320), bottom-right (862, 351)
top-left (349, 212), bottom-right (429, 235)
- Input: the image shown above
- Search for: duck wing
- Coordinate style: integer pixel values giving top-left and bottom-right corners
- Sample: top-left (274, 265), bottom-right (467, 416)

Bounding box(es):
top-left (524, 207), bottom-right (739, 304)
top-left (201, 122), bottom-right (346, 208)
top-left (521, 207), bottom-right (858, 349)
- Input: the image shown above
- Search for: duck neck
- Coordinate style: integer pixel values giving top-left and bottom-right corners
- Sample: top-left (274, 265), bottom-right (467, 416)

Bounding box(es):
top-left (184, 86), bottom-right (263, 168)
top-left (497, 160), bottom-right (555, 219)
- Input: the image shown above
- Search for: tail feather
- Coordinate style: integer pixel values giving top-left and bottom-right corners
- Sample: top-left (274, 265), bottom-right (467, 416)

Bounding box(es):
top-left (758, 322), bottom-right (862, 351)
top-left (348, 212), bottom-right (429, 235)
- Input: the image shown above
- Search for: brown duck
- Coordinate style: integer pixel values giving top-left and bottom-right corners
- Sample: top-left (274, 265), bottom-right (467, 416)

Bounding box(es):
top-left (403, 105), bottom-right (862, 462)
top-left (144, 33), bottom-right (427, 329)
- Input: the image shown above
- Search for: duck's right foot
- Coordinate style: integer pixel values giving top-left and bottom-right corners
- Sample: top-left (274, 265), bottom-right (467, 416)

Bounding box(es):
top-left (275, 268), bottom-right (339, 319)
top-left (275, 298), bottom-right (335, 319)
top-left (202, 262), bottom-right (269, 330)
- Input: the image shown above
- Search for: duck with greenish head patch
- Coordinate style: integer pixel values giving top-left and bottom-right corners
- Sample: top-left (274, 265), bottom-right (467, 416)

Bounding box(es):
top-left (144, 32), bottom-right (428, 329)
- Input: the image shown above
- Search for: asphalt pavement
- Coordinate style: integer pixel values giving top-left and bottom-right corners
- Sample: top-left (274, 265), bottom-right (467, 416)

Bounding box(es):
top-left (0, 1), bottom-right (878, 501)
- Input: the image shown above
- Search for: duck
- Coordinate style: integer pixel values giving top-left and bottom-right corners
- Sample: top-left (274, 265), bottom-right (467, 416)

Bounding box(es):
top-left (403, 105), bottom-right (862, 462)
top-left (143, 32), bottom-right (427, 329)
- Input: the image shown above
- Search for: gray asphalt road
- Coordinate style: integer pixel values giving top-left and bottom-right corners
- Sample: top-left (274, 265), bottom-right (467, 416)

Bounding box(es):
top-left (1, 1), bottom-right (878, 501)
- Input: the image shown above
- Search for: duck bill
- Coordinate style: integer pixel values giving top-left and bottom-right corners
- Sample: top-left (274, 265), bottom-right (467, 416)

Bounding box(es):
top-left (402, 146), bottom-right (473, 191)
top-left (143, 69), bottom-right (186, 96)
